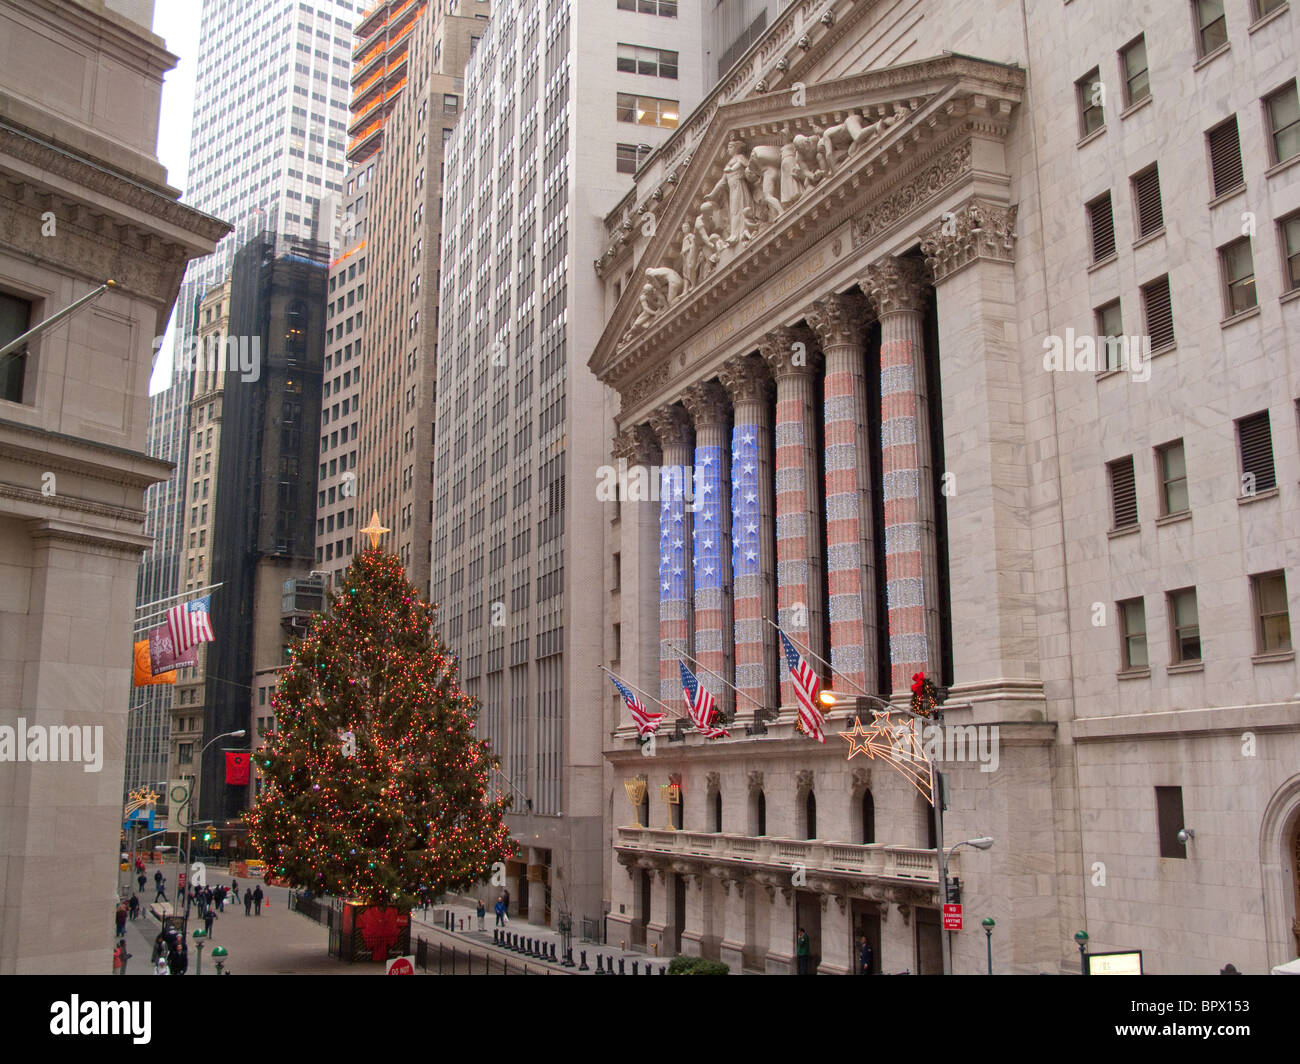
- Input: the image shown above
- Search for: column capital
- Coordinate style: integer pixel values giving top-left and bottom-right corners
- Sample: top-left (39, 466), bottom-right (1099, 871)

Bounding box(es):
top-left (681, 379), bottom-right (731, 432)
top-left (859, 256), bottom-right (931, 317)
top-left (612, 422), bottom-right (661, 465)
top-left (718, 353), bottom-right (772, 406)
top-left (648, 402), bottom-right (693, 452)
top-left (806, 292), bottom-right (871, 349)
top-left (919, 199), bottom-right (1018, 284)
top-left (758, 324), bottom-right (821, 379)
top-left (746, 769), bottom-right (764, 792)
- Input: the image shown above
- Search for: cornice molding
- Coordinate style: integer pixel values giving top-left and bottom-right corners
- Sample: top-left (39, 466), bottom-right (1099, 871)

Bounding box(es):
top-left (919, 197), bottom-right (1018, 283)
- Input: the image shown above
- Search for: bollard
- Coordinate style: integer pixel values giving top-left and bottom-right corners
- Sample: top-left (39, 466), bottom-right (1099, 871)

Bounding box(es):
top-left (632, 960), bottom-right (639, 976)
top-left (592, 954), bottom-right (601, 973)
top-left (492, 929), bottom-right (499, 946)
top-left (549, 943), bottom-right (557, 963)
top-left (619, 957), bottom-right (625, 975)
top-left (564, 949), bottom-right (575, 968)
top-left (645, 965), bottom-right (651, 974)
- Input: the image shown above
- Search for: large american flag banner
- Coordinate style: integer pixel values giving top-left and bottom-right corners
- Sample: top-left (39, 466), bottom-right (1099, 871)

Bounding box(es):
top-left (166, 595), bottom-right (215, 654)
top-left (679, 660), bottom-right (728, 738)
top-left (780, 628), bottom-right (825, 742)
top-left (608, 674), bottom-right (663, 737)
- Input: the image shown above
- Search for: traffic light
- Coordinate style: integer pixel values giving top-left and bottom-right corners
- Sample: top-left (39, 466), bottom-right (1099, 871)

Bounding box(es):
top-left (203, 830), bottom-right (213, 842)
top-left (948, 877), bottom-right (961, 905)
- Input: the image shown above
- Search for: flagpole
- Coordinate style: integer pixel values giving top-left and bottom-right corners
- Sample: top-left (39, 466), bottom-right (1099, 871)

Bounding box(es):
top-left (134, 583), bottom-right (224, 634)
top-left (762, 617), bottom-right (877, 700)
top-left (664, 641), bottom-right (769, 716)
top-left (597, 664), bottom-right (686, 721)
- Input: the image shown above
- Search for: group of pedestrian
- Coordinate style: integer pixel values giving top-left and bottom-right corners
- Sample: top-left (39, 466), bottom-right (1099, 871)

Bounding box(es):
top-left (793, 928), bottom-right (874, 975)
top-left (150, 926), bottom-right (188, 976)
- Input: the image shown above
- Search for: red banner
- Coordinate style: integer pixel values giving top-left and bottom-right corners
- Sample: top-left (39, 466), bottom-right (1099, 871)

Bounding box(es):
top-left (225, 751), bottom-right (250, 785)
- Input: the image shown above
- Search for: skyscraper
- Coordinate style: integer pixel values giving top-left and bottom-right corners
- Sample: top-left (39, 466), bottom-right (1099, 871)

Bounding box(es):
top-left (432, 0), bottom-right (708, 927)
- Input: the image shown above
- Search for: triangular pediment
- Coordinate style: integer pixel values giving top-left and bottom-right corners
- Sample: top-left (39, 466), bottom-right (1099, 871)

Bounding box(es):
top-left (588, 53), bottom-right (1024, 391)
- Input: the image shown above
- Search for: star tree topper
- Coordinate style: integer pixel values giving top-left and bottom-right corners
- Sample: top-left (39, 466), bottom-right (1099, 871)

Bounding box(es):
top-left (360, 509), bottom-right (390, 549)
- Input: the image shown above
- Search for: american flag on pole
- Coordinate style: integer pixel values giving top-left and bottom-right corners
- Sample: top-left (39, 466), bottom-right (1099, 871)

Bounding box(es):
top-left (166, 595), bottom-right (215, 654)
top-left (779, 628), bottom-right (825, 742)
top-left (679, 660), bottom-right (728, 738)
top-left (608, 674), bottom-right (663, 737)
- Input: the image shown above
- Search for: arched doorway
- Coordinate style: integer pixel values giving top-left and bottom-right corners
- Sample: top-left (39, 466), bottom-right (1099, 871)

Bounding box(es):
top-left (1291, 817), bottom-right (1300, 957)
top-left (1259, 774), bottom-right (1300, 968)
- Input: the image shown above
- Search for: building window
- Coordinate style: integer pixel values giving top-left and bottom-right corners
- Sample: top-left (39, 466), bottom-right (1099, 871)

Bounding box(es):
top-left (1119, 598), bottom-right (1148, 670)
top-left (1193, 0), bottom-right (1228, 57)
top-left (616, 142), bottom-right (651, 174)
top-left (612, 622), bottom-right (621, 662)
top-left (260, 687), bottom-right (267, 706)
top-left (1108, 455), bottom-right (1138, 530)
top-left (1219, 237), bottom-right (1257, 315)
top-left (1265, 81), bottom-right (1300, 165)
top-left (617, 0), bottom-right (678, 15)
top-left (713, 790), bottom-right (723, 833)
top-left (1141, 275), bottom-right (1175, 350)
top-left (803, 790), bottom-right (817, 840)
top-left (1282, 213), bottom-right (1300, 291)
top-left (616, 92), bottom-right (679, 128)
top-left (1157, 440), bottom-right (1189, 515)
top-left (178, 743), bottom-right (193, 765)
top-left (443, 93), bottom-right (459, 114)
top-left (1077, 68), bottom-right (1105, 136)
top-left (1207, 117), bottom-right (1245, 196)
top-left (612, 552), bottom-right (621, 590)
top-left (1096, 300), bottom-right (1124, 371)
top-left (1237, 410), bottom-right (1276, 495)
top-left (1087, 193), bottom-right (1116, 262)
top-left (1156, 786), bottom-right (1187, 858)
top-left (1168, 588), bottom-right (1201, 663)
top-left (0, 291), bottom-right (33, 404)
top-left (860, 789), bottom-right (875, 844)
top-left (616, 43), bottom-right (678, 79)
top-left (1132, 166), bottom-right (1164, 238)
top-left (1120, 35), bottom-right (1150, 107)
top-left (1251, 571), bottom-right (1292, 653)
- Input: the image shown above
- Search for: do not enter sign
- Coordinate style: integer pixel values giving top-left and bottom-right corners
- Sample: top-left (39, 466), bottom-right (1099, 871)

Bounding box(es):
top-left (386, 956), bottom-right (415, 975)
top-left (943, 904), bottom-right (963, 931)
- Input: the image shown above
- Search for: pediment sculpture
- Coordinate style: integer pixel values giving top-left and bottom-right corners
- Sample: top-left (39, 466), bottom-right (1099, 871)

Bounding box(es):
top-left (617, 101), bottom-right (917, 349)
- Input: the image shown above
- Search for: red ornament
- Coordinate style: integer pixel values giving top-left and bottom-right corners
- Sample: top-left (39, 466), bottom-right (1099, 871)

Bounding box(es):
top-left (911, 671), bottom-right (925, 694)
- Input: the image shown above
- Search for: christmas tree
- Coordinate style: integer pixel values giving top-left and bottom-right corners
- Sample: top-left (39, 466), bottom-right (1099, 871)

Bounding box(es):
top-left (248, 540), bottom-right (515, 909)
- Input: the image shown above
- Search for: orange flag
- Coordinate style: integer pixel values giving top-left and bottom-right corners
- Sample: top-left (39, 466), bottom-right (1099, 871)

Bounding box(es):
top-left (133, 640), bottom-right (176, 686)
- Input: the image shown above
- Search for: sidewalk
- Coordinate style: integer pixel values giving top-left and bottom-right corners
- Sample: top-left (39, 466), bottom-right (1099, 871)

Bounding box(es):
top-left (411, 901), bottom-right (673, 975)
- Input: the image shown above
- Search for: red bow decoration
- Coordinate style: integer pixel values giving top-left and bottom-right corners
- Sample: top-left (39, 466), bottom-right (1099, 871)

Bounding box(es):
top-left (357, 906), bottom-right (406, 962)
top-left (911, 671), bottom-right (925, 694)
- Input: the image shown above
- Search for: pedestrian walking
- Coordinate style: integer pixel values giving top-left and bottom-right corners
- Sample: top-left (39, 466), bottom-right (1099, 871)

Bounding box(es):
top-left (494, 897), bottom-right (505, 927)
top-left (477, 899), bottom-right (486, 931)
top-left (137, 871), bottom-right (147, 893)
top-left (154, 954), bottom-right (170, 976)
top-left (502, 887), bottom-right (510, 914)
top-left (114, 903), bottom-right (127, 938)
top-left (128, 893), bottom-right (140, 920)
top-left (113, 940), bottom-right (131, 975)
top-left (204, 908), bottom-right (216, 937)
top-left (172, 940), bottom-right (188, 976)
top-left (231, 878), bottom-right (240, 905)
top-left (244, 890), bottom-right (253, 916)
top-left (858, 934), bottom-right (873, 975)
top-left (796, 928), bottom-right (810, 975)
top-left (153, 871), bottom-right (167, 903)
top-left (253, 885), bottom-right (264, 914)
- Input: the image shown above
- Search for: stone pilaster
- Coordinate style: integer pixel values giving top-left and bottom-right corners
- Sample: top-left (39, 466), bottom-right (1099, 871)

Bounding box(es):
top-left (765, 886), bottom-right (796, 974)
top-left (861, 257), bottom-right (942, 691)
top-left (646, 868), bottom-right (672, 956)
top-left (719, 354), bottom-right (777, 719)
top-left (612, 424), bottom-right (664, 714)
top-left (759, 327), bottom-right (824, 709)
top-left (650, 403), bottom-right (694, 704)
top-left (919, 202), bottom-right (1044, 720)
top-left (880, 899), bottom-right (914, 974)
top-left (718, 876), bottom-right (748, 972)
top-left (682, 380), bottom-right (734, 720)
top-left (527, 847), bottom-right (547, 926)
top-left (679, 873), bottom-right (709, 957)
top-left (807, 292), bottom-right (878, 698)
top-left (819, 893), bottom-right (854, 975)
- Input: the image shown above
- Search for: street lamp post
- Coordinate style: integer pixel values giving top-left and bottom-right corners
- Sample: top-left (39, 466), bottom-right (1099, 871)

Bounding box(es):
top-left (940, 836), bottom-right (994, 975)
top-left (1075, 930), bottom-right (1089, 975)
top-left (982, 917), bottom-right (995, 975)
top-left (174, 730), bottom-right (246, 932)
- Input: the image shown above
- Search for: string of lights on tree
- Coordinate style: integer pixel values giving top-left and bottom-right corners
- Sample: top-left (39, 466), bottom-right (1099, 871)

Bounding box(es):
top-left (247, 522), bottom-right (515, 910)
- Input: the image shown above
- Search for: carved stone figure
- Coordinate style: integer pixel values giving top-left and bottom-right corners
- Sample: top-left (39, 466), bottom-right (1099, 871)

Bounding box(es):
top-left (645, 265), bottom-right (684, 305)
top-left (693, 202), bottom-right (726, 281)
top-left (789, 133), bottom-right (826, 192)
top-left (707, 133), bottom-right (757, 246)
top-left (678, 220), bottom-right (698, 290)
top-left (743, 144), bottom-right (784, 224)
top-left (628, 281), bottom-right (667, 335)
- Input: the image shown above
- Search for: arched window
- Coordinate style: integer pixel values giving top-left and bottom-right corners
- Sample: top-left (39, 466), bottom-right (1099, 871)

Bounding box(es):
top-left (861, 789), bottom-right (875, 844)
top-left (804, 790), bottom-right (817, 840)
top-left (638, 791), bottom-right (649, 829)
top-left (713, 790), bottom-right (723, 834)
top-left (749, 789), bottom-right (766, 836)
top-left (922, 794), bottom-right (937, 849)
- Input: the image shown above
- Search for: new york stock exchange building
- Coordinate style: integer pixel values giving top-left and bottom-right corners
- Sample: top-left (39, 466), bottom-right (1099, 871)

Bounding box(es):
top-left (587, 2), bottom-right (1300, 975)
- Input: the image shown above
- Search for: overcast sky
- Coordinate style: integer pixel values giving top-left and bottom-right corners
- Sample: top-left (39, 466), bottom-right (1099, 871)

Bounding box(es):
top-left (150, 2), bottom-right (203, 392)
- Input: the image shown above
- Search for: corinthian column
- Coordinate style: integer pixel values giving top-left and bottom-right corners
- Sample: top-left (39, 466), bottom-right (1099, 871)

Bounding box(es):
top-left (719, 354), bottom-right (776, 719)
top-left (759, 327), bottom-right (824, 709)
top-left (807, 292), bottom-right (877, 698)
top-left (860, 256), bottom-right (942, 691)
top-left (650, 403), bottom-right (695, 704)
top-left (612, 422), bottom-right (663, 718)
top-left (682, 380), bottom-right (733, 720)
